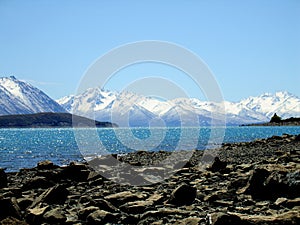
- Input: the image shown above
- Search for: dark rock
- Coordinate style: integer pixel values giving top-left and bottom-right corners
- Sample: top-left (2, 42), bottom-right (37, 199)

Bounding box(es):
top-left (43, 207), bottom-right (66, 224)
top-left (210, 157), bottom-right (227, 172)
top-left (30, 184), bottom-right (69, 208)
top-left (17, 198), bottom-right (33, 211)
top-left (208, 212), bottom-right (242, 225)
top-left (22, 176), bottom-right (54, 190)
top-left (59, 163), bottom-right (90, 181)
top-left (169, 183), bottom-right (197, 206)
top-left (0, 168), bottom-right (7, 188)
top-left (0, 197), bottom-right (21, 220)
top-left (244, 167), bottom-right (270, 200)
top-left (294, 134), bottom-right (300, 142)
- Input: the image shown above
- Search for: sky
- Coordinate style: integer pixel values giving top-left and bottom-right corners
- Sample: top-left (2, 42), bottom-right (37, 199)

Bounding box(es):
top-left (0, 0), bottom-right (299, 102)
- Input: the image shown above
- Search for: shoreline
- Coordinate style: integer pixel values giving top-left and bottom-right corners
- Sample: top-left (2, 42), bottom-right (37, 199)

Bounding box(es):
top-left (1, 134), bottom-right (300, 224)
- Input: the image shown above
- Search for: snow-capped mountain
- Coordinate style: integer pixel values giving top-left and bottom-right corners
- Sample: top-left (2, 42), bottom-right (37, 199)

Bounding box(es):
top-left (57, 88), bottom-right (300, 126)
top-left (0, 76), bottom-right (66, 115)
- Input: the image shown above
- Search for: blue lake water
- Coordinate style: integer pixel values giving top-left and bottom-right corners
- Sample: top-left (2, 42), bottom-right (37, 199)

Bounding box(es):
top-left (0, 126), bottom-right (300, 171)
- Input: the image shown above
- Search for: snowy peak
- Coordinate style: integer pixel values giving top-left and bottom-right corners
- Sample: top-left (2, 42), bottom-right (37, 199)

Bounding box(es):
top-left (240, 91), bottom-right (300, 118)
top-left (0, 76), bottom-right (66, 115)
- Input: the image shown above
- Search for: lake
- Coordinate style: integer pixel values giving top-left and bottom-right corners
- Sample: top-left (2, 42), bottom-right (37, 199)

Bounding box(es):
top-left (1, 126), bottom-right (300, 171)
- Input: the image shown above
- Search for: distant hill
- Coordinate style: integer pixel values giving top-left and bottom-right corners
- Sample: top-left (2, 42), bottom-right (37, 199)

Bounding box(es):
top-left (241, 117), bottom-right (300, 126)
top-left (0, 113), bottom-right (117, 128)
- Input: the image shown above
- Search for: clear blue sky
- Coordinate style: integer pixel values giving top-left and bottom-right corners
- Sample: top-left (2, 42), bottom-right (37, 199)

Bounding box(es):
top-left (0, 0), bottom-right (299, 101)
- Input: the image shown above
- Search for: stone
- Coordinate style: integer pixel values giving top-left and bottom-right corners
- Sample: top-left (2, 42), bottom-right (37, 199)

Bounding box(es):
top-left (30, 184), bottom-right (69, 208)
top-left (204, 190), bottom-right (231, 203)
top-left (59, 163), bottom-right (90, 181)
top-left (294, 134), bottom-right (300, 142)
top-left (120, 200), bottom-right (154, 214)
top-left (286, 198), bottom-right (300, 208)
top-left (0, 197), bottom-right (21, 220)
top-left (210, 157), bottom-right (227, 172)
top-left (26, 205), bottom-right (49, 225)
top-left (17, 197), bottom-right (34, 210)
top-left (208, 212), bottom-right (242, 225)
top-left (37, 160), bottom-right (55, 170)
top-left (285, 171), bottom-right (300, 198)
top-left (43, 207), bottom-right (66, 223)
top-left (0, 217), bottom-right (28, 225)
top-left (229, 209), bottom-right (300, 224)
top-left (0, 168), bottom-right (7, 188)
top-left (174, 217), bottom-right (202, 225)
top-left (86, 210), bottom-right (116, 224)
top-left (104, 191), bottom-right (147, 206)
top-left (78, 206), bottom-right (99, 220)
top-left (243, 166), bottom-right (270, 199)
top-left (169, 183), bottom-right (197, 206)
top-left (274, 197), bottom-right (287, 206)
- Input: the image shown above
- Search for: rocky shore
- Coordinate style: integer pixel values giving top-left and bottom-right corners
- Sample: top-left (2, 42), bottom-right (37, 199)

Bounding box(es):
top-left (0, 134), bottom-right (300, 224)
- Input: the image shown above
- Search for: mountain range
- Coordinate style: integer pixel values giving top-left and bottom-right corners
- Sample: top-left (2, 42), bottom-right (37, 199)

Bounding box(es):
top-left (0, 76), bottom-right (299, 126)
top-left (57, 87), bottom-right (300, 126)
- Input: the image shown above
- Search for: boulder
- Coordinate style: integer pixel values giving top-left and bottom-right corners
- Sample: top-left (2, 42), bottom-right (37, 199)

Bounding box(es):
top-left (210, 157), bottom-right (227, 172)
top-left (168, 183), bottom-right (197, 206)
top-left (0, 168), bottom-right (7, 188)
